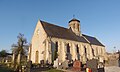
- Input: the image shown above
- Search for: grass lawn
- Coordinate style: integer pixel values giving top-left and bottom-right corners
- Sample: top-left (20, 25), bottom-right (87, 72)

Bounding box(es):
top-left (0, 65), bottom-right (64, 72)
top-left (0, 66), bottom-right (14, 72)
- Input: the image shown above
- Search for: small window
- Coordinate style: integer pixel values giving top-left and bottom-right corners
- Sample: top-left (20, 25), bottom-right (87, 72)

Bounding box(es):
top-left (73, 24), bottom-right (75, 29)
top-left (37, 29), bottom-right (40, 35)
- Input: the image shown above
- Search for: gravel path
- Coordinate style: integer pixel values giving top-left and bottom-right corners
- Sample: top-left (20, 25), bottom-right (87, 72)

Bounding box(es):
top-left (105, 66), bottom-right (120, 72)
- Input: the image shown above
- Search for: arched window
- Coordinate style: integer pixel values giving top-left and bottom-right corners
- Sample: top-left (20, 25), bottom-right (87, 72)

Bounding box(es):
top-left (96, 47), bottom-right (98, 56)
top-left (76, 44), bottom-right (80, 60)
top-left (54, 42), bottom-right (58, 60)
top-left (67, 43), bottom-right (70, 53)
top-left (55, 42), bottom-right (58, 52)
top-left (77, 24), bottom-right (79, 31)
top-left (84, 46), bottom-right (87, 60)
top-left (66, 43), bottom-right (72, 60)
top-left (35, 50), bottom-right (39, 63)
top-left (76, 45), bottom-right (79, 53)
top-left (84, 47), bottom-right (87, 54)
top-left (92, 48), bottom-right (95, 56)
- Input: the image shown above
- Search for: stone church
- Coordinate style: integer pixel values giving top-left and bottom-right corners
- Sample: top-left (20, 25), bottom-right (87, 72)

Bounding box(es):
top-left (28, 18), bottom-right (106, 64)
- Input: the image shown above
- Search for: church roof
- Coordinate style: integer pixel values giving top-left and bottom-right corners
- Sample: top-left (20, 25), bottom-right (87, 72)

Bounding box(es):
top-left (40, 20), bottom-right (105, 47)
top-left (83, 34), bottom-right (105, 47)
top-left (41, 21), bottom-right (88, 43)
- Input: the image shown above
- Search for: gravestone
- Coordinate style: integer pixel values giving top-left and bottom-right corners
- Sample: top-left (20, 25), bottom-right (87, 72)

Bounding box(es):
top-left (40, 60), bottom-right (44, 67)
top-left (86, 59), bottom-right (98, 72)
top-left (98, 62), bottom-right (104, 72)
top-left (53, 58), bottom-right (58, 68)
top-left (59, 60), bottom-right (68, 69)
top-left (72, 60), bottom-right (81, 71)
top-left (22, 65), bottom-right (26, 72)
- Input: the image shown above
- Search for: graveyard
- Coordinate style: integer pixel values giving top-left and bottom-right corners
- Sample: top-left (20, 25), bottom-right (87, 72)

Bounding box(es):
top-left (0, 49), bottom-right (120, 72)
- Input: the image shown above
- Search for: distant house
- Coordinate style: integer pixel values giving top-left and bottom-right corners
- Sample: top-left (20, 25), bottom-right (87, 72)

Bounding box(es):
top-left (0, 53), bottom-right (12, 63)
top-left (28, 18), bottom-right (106, 64)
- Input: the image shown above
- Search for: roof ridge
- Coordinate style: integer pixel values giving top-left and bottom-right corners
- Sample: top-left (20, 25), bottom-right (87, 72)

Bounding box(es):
top-left (82, 34), bottom-right (95, 38)
top-left (40, 20), bottom-right (69, 30)
top-left (83, 34), bottom-right (105, 47)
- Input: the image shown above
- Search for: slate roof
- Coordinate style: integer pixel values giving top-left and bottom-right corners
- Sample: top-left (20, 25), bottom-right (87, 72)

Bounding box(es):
top-left (83, 34), bottom-right (105, 47)
top-left (40, 20), bottom-right (105, 47)
top-left (41, 21), bottom-right (88, 43)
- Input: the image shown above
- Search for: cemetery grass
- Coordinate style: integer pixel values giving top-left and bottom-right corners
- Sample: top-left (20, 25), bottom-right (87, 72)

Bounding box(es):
top-left (0, 66), bottom-right (14, 72)
top-left (46, 69), bottom-right (64, 72)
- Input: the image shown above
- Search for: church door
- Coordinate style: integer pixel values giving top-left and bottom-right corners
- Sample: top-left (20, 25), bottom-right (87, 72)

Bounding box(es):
top-left (35, 51), bottom-right (39, 63)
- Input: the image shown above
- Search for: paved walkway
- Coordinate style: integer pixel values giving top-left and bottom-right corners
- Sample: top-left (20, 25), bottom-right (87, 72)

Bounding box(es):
top-left (105, 66), bottom-right (120, 72)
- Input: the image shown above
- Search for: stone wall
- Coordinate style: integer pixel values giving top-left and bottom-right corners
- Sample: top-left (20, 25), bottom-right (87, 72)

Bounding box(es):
top-left (28, 20), bottom-right (47, 63)
top-left (48, 37), bottom-right (105, 64)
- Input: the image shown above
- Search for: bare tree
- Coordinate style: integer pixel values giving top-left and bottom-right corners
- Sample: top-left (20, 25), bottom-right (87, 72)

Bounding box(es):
top-left (11, 33), bottom-right (29, 69)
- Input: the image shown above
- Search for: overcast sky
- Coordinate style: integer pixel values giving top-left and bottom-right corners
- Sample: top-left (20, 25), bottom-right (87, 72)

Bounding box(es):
top-left (0, 0), bottom-right (120, 52)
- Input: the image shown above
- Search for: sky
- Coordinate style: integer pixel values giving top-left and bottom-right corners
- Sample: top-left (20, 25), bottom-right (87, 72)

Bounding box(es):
top-left (0, 0), bottom-right (120, 53)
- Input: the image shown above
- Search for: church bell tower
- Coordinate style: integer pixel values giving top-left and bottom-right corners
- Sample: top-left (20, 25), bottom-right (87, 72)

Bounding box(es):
top-left (69, 18), bottom-right (81, 36)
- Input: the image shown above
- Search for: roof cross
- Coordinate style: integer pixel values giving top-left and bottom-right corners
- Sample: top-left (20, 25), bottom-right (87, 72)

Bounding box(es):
top-left (73, 14), bottom-right (75, 18)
